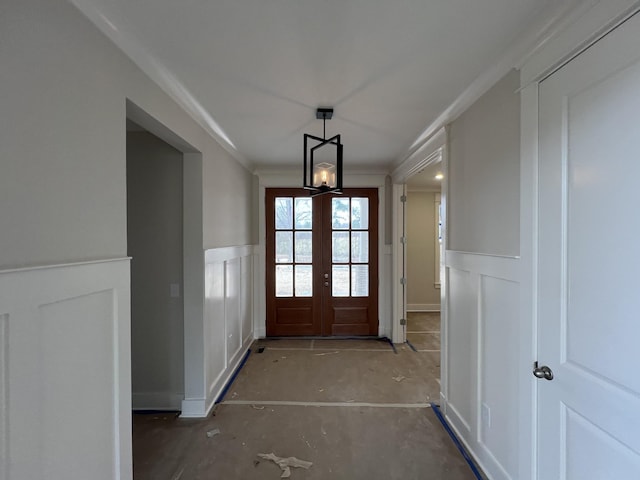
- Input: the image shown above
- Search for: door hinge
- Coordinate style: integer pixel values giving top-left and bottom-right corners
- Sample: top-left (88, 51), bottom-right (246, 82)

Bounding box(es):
top-left (400, 195), bottom-right (407, 203)
top-left (400, 277), bottom-right (407, 285)
top-left (400, 236), bottom-right (407, 244)
top-left (400, 318), bottom-right (407, 326)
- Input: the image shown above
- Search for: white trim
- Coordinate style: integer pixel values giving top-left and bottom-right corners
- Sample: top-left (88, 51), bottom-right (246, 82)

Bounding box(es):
top-left (445, 251), bottom-right (520, 283)
top-left (392, 128), bottom-right (446, 183)
top-left (521, 0), bottom-right (640, 85)
top-left (407, 304), bottom-right (441, 312)
top-left (180, 398), bottom-right (207, 418)
top-left (204, 245), bottom-right (254, 263)
top-left (394, 1), bottom-right (588, 169)
top-left (519, 82), bottom-right (540, 480)
top-left (0, 256), bottom-right (131, 275)
top-left (71, 1), bottom-right (249, 169)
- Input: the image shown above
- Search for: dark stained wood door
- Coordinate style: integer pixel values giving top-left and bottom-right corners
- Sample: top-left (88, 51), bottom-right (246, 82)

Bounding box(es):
top-left (266, 188), bottom-right (378, 336)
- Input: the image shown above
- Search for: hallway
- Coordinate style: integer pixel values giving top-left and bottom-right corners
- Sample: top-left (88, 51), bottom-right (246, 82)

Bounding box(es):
top-left (133, 320), bottom-right (480, 479)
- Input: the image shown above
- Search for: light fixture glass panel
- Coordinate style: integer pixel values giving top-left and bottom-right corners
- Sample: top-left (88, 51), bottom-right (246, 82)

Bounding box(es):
top-left (332, 198), bottom-right (350, 229)
top-left (294, 231), bottom-right (312, 263)
top-left (351, 232), bottom-right (369, 262)
top-left (312, 161), bottom-right (337, 188)
top-left (294, 197), bottom-right (312, 229)
top-left (275, 231), bottom-right (292, 263)
top-left (332, 265), bottom-right (350, 297)
top-left (332, 232), bottom-right (350, 263)
top-left (351, 198), bottom-right (369, 229)
top-left (295, 265), bottom-right (313, 297)
top-left (351, 265), bottom-right (369, 297)
top-left (275, 197), bottom-right (293, 229)
top-left (276, 265), bottom-right (293, 297)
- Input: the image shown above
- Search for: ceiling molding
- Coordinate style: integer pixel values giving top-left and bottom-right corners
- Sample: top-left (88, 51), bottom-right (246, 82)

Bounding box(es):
top-left (69, 0), bottom-right (252, 171)
top-left (395, 0), bottom-right (587, 169)
top-left (392, 127), bottom-right (445, 184)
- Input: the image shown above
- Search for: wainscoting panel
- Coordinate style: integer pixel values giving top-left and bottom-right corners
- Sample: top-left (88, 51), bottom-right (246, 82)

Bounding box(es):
top-left (0, 258), bottom-right (132, 480)
top-left (201, 246), bottom-right (254, 416)
top-left (446, 266), bottom-right (474, 434)
top-left (442, 251), bottom-right (520, 480)
top-left (480, 275), bottom-right (520, 480)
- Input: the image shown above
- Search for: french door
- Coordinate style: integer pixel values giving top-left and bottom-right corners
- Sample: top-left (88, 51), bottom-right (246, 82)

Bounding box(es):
top-left (266, 188), bottom-right (378, 336)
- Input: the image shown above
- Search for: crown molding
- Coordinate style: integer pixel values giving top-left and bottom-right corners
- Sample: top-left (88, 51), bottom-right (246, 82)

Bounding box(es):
top-left (69, 0), bottom-right (252, 170)
top-left (395, 0), bottom-right (588, 170)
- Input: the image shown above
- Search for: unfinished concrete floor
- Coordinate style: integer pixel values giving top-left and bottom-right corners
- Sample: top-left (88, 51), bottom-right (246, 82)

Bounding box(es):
top-left (133, 317), bottom-right (480, 479)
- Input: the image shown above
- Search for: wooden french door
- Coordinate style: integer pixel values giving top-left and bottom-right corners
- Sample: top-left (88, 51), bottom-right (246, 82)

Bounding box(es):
top-left (266, 188), bottom-right (378, 336)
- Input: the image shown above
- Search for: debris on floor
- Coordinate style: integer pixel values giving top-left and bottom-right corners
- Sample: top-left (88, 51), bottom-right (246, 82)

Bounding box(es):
top-left (392, 375), bottom-right (407, 382)
top-left (257, 453), bottom-right (313, 478)
top-left (251, 404), bottom-right (265, 410)
top-left (314, 351), bottom-right (339, 356)
top-left (257, 346), bottom-right (266, 353)
top-left (206, 428), bottom-right (221, 438)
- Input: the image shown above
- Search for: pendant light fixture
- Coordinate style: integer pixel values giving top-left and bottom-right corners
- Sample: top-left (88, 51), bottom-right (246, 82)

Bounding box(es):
top-left (303, 107), bottom-right (343, 196)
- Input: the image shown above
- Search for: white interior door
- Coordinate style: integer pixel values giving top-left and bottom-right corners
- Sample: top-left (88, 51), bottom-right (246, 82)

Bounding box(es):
top-left (537, 11), bottom-right (640, 479)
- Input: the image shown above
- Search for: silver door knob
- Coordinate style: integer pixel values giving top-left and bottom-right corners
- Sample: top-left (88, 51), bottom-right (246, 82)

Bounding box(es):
top-left (533, 364), bottom-right (554, 381)
top-left (324, 281), bottom-right (329, 287)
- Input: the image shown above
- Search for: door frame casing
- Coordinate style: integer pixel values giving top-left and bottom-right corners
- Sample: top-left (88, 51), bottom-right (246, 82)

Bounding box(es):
top-left (390, 127), bottom-right (448, 345)
top-left (255, 171), bottom-right (390, 339)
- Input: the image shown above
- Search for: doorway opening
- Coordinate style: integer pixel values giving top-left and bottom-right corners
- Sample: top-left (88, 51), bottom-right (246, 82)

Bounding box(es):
top-left (126, 119), bottom-right (185, 412)
top-left (392, 134), bottom-right (447, 396)
top-left (405, 163), bottom-right (443, 386)
top-left (265, 188), bottom-right (379, 337)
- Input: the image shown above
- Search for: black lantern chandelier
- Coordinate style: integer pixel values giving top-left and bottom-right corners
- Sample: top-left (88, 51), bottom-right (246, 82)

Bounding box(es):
top-left (303, 107), bottom-right (343, 196)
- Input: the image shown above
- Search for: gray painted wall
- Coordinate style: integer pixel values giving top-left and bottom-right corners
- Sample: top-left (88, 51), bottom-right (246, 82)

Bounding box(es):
top-left (407, 191), bottom-right (440, 307)
top-left (0, 0), bottom-right (253, 270)
top-left (448, 69), bottom-right (520, 256)
top-left (127, 131), bottom-right (184, 410)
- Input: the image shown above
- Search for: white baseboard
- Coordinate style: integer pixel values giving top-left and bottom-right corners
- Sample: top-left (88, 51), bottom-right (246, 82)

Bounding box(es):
top-left (180, 398), bottom-right (207, 418)
top-left (254, 326), bottom-right (266, 339)
top-left (132, 392), bottom-right (183, 411)
top-left (407, 303), bottom-right (441, 312)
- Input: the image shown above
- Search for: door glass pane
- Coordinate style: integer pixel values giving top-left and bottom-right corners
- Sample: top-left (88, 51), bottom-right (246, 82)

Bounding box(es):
top-left (276, 265), bottom-right (293, 297)
top-left (294, 231), bottom-right (312, 263)
top-left (351, 232), bottom-right (368, 262)
top-left (295, 265), bottom-right (312, 297)
top-left (275, 197), bottom-right (293, 229)
top-left (332, 265), bottom-right (350, 297)
top-left (351, 197), bottom-right (369, 229)
top-left (332, 198), bottom-right (350, 229)
top-left (351, 265), bottom-right (369, 297)
top-left (332, 232), bottom-right (350, 263)
top-left (275, 231), bottom-right (292, 263)
top-left (294, 198), bottom-right (312, 229)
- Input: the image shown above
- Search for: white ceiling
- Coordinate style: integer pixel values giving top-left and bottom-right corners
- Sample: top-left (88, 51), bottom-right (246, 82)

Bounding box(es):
top-left (71, 0), bottom-right (558, 172)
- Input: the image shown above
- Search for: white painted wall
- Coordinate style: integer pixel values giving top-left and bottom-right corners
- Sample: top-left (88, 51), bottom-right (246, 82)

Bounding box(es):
top-left (442, 69), bottom-right (523, 480)
top-left (448, 69), bottom-right (520, 257)
top-left (127, 131), bottom-right (184, 410)
top-left (406, 190), bottom-right (440, 310)
top-left (0, 0), bottom-right (255, 476)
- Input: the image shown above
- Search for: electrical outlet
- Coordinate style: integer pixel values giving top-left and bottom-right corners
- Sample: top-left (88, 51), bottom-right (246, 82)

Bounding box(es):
top-left (481, 402), bottom-right (491, 430)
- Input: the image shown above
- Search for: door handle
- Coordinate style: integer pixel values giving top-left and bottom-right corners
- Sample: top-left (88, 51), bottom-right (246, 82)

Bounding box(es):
top-left (533, 362), bottom-right (554, 381)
